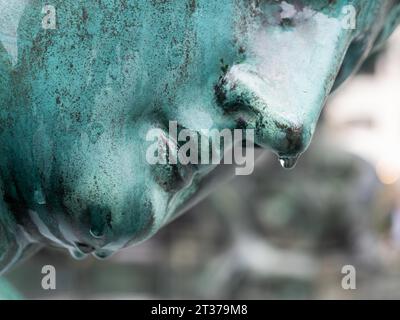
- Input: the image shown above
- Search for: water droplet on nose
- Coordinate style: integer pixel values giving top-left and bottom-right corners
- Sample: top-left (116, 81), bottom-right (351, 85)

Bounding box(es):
top-left (279, 155), bottom-right (299, 169)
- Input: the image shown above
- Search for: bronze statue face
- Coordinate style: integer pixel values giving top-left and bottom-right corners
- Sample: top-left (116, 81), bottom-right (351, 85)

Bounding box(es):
top-left (0, 0), bottom-right (399, 272)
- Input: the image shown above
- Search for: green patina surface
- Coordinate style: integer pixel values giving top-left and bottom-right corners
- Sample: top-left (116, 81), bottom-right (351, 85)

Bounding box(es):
top-left (0, 0), bottom-right (399, 274)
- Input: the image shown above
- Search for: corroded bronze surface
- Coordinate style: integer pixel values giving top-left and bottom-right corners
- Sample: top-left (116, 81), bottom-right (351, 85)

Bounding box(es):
top-left (0, 0), bottom-right (399, 273)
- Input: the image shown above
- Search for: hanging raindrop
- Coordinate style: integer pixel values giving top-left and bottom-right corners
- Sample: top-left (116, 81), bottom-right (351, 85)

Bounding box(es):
top-left (279, 155), bottom-right (299, 169)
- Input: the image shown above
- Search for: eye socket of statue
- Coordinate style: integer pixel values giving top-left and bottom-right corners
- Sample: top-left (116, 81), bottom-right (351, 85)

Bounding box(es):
top-left (0, 0), bottom-right (399, 274)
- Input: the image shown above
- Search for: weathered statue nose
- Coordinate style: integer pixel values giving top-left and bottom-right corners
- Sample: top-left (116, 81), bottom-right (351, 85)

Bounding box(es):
top-left (216, 8), bottom-right (355, 168)
top-left (216, 63), bottom-right (312, 167)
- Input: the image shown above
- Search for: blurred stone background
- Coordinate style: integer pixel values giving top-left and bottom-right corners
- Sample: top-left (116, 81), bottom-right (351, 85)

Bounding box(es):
top-left (3, 29), bottom-right (400, 300)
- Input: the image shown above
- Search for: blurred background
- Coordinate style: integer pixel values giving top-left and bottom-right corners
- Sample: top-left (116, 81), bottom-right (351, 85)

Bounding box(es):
top-left (2, 29), bottom-right (400, 300)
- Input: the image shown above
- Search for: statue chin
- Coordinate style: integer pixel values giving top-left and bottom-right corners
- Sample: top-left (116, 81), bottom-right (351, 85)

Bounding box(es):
top-left (0, 0), bottom-right (399, 274)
